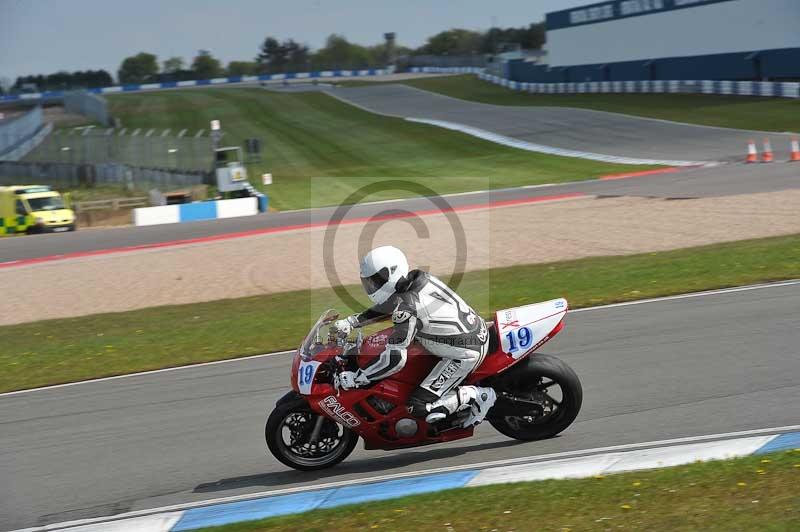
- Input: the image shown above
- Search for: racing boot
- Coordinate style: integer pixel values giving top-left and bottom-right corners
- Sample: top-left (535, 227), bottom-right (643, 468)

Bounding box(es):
top-left (424, 386), bottom-right (497, 426)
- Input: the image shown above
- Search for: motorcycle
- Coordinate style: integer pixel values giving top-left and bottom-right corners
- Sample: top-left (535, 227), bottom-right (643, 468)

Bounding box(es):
top-left (266, 298), bottom-right (582, 471)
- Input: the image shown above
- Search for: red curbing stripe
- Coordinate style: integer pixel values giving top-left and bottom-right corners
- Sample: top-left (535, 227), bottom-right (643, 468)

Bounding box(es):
top-left (0, 191), bottom-right (587, 270)
top-left (599, 166), bottom-right (688, 181)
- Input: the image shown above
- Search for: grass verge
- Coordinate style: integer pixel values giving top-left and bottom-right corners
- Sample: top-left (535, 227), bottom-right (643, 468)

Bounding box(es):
top-left (63, 88), bottom-right (654, 210)
top-left (1, 234), bottom-right (799, 393)
top-left (387, 75), bottom-right (800, 132)
top-left (195, 450), bottom-right (800, 532)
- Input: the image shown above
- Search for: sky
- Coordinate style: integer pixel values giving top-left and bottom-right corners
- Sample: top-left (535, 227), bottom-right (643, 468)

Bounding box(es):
top-left (0, 0), bottom-right (590, 82)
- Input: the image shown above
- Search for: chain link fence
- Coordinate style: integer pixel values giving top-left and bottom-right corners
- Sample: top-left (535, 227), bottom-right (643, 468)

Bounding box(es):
top-left (24, 127), bottom-right (213, 171)
top-left (0, 160), bottom-right (211, 189)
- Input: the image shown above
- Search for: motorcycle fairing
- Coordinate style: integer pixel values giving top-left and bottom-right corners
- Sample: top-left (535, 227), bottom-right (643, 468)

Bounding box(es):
top-left (496, 298), bottom-right (568, 358)
top-left (291, 300), bottom-right (567, 450)
top-left (467, 299), bottom-right (568, 383)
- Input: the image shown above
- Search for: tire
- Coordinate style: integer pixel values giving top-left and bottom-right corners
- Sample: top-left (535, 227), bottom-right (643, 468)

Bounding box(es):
top-left (265, 397), bottom-right (359, 471)
top-left (488, 354), bottom-right (582, 441)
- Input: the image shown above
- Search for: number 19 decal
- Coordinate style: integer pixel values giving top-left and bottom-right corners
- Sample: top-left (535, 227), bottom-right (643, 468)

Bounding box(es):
top-left (505, 326), bottom-right (533, 353)
top-left (299, 364), bottom-right (314, 386)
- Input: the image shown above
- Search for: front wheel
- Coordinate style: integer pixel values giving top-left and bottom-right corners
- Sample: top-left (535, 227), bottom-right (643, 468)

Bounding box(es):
top-left (265, 398), bottom-right (359, 471)
top-left (488, 354), bottom-right (582, 441)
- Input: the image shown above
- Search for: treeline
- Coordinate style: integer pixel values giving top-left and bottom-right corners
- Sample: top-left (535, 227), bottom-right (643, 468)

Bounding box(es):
top-left (12, 23), bottom-right (546, 90)
top-left (115, 34), bottom-right (403, 84)
top-left (418, 25), bottom-right (545, 56)
top-left (12, 70), bottom-right (114, 92)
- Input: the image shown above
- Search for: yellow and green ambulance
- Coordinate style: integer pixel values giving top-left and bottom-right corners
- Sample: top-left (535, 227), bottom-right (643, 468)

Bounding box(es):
top-left (0, 185), bottom-right (76, 236)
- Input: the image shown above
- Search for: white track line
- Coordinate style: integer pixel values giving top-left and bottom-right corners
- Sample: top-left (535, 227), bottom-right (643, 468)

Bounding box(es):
top-left (327, 89), bottom-right (708, 166)
top-left (1, 279), bottom-right (798, 398)
top-left (0, 350), bottom-right (293, 398)
top-left (16, 424), bottom-right (800, 532)
top-left (571, 279), bottom-right (800, 313)
top-left (406, 117), bottom-right (707, 166)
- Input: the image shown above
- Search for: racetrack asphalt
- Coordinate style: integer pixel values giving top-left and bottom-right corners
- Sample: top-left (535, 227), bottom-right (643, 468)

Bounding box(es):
top-left (3, 161), bottom-right (800, 265)
top-left (1, 282), bottom-right (798, 531)
top-left (328, 84), bottom-right (797, 164)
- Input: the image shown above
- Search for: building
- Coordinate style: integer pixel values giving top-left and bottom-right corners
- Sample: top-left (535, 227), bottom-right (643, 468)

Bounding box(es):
top-left (508, 0), bottom-right (800, 83)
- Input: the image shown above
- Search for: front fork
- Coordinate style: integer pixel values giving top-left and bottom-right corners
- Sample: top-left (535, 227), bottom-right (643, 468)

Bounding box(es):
top-left (309, 415), bottom-right (325, 443)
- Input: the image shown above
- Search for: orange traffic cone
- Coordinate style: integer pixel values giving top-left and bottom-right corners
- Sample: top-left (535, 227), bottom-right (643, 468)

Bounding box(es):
top-left (790, 137), bottom-right (800, 162)
top-left (761, 138), bottom-right (774, 163)
top-left (745, 140), bottom-right (758, 163)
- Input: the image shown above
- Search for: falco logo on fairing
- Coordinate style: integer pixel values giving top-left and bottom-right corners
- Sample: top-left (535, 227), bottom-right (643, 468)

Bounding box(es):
top-left (318, 396), bottom-right (361, 427)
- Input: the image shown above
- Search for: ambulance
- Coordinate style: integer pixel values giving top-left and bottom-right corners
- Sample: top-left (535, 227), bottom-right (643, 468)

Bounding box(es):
top-left (0, 185), bottom-right (76, 235)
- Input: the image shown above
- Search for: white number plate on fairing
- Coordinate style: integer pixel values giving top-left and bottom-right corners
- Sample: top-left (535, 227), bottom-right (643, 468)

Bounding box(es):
top-left (496, 298), bottom-right (568, 359)
top-left (297, 360), bottom-right (321, 395)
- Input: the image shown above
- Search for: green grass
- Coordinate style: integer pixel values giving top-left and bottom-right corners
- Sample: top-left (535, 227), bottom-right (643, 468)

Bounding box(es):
top-left (1, 234), bottom-right (799, 393)
top-left (196, 450), bottom-right (800, 532)
top-left (93, 88), bottom-right (655, 210)
top-left (383, 75), bottom-right (800, 132)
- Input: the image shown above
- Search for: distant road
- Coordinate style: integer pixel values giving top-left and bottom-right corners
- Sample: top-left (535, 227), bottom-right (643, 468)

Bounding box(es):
top-left (2, 162), bottom-right (799, 265)
top-left (1, 282), bottom-right (798, 530)
top-left (329, 84), bottom-right (795, 164)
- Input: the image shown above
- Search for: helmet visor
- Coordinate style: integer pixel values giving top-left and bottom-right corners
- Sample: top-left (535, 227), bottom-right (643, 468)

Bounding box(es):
top-left (361, 267), bottom-right (390, 296)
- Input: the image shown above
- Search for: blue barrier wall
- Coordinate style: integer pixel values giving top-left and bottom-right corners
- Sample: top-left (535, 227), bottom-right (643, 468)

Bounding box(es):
top-left (507, 47), bottom-right (800, 83)
top-left (1, 68), bottom-right (392, 104)
top-left (478, 72), bottom-right (800, 99)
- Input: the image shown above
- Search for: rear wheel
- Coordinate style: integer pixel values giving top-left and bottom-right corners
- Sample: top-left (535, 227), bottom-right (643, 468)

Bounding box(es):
top-left (265, 399), bottom-right (359, 471)
top-left (488, 354), bottom-right (582, 441)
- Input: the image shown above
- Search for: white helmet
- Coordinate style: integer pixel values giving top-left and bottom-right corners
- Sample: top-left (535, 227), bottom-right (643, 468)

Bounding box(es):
top-left (359, 246), bottom-right (409, 305)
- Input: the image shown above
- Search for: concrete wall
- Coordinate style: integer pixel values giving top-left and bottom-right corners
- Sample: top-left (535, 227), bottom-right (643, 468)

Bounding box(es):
top-left (133, 197), bottom-right (260, 226)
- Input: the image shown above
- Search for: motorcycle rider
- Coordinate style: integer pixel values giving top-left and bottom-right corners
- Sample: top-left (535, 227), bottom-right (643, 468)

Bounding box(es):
top-left (333, 246), bottom-right (496, 426)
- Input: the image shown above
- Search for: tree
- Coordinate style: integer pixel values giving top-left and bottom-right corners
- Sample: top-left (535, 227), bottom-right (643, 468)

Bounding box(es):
top-left (481, 23), bottom-right (546, 54)
top-left (312, 34), bottom-right (372, 70)
top-left (256, 37), bottom-right (288, 73)
top-left (191, 50), bottom-right (223, 79)
top-left (163, 57), bottom-right (185, 74)
top-left (285, 39), bottom-right (310, 72)
top-left (118, 52), bottom-right (159, 84)
top-left (227, 61), bottom-right (258, 76)
top-left (417, 29), bottom-right (483, 56)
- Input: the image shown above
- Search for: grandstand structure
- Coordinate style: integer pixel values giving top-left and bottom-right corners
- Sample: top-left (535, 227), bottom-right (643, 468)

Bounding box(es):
top-left (508, 0), bottom-right (800, 83)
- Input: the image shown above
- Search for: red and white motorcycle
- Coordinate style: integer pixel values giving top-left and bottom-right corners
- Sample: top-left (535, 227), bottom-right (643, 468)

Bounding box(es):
top-left (266, 299), bottom-right (582, 470)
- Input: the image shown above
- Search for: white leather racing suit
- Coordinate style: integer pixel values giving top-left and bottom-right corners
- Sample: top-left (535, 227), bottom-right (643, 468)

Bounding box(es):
top-left (344, 270), bottom-right (495, 423)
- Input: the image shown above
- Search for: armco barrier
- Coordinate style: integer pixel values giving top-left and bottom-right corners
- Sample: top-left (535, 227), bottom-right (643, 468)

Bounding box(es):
top-left (133, 196), bottom-right (261, 227)
top-left (0, 69), bottom-right (394, 103)
top-left (478, 72), bottom-right (800, 99)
